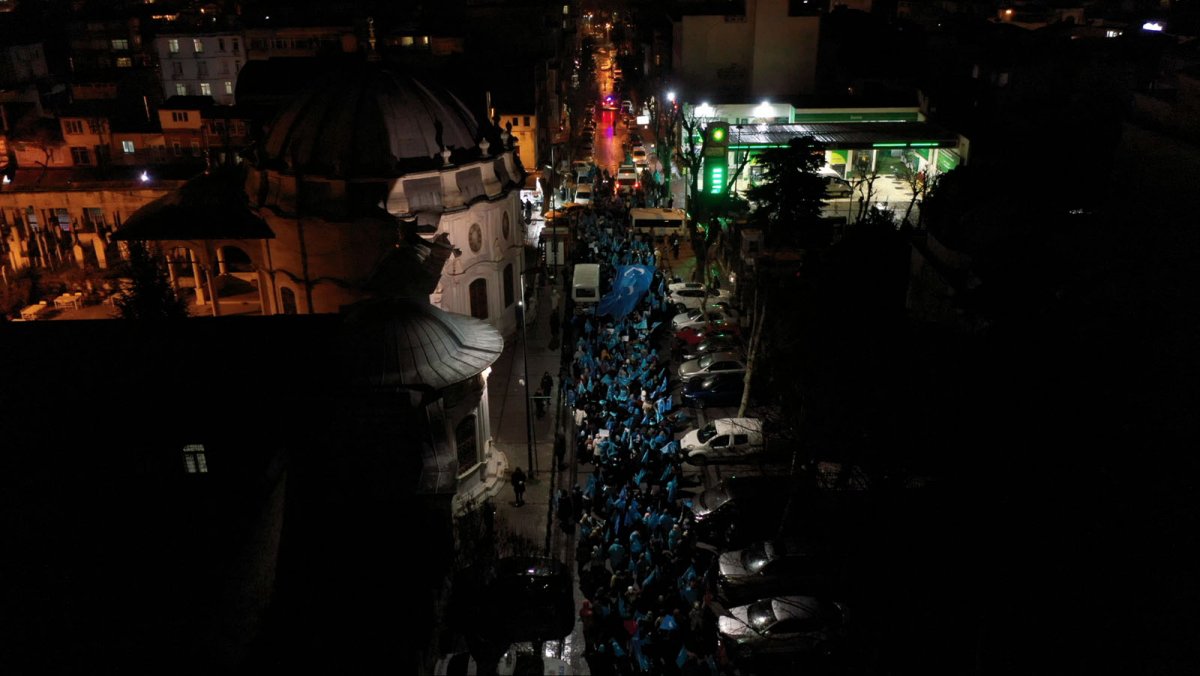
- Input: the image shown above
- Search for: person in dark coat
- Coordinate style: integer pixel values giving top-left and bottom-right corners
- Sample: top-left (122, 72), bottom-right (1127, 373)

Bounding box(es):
top-left (511, 466), bottom-right (527, 506)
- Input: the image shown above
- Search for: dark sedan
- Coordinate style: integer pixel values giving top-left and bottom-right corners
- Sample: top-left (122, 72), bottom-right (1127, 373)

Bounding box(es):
top-left (682, 372), bottom-right (745, 409)
top-left (681, 334), bottom-right (744, 362)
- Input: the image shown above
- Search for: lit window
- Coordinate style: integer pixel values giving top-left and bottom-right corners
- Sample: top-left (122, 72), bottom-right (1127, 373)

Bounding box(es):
top-left (400, 36), bottom-right (414, 46)
top-left (200, 82), bottom-right (211, 95)
top-left (111, 38), bottom-right (129, 50)
top-left (122, 140), bottom-right (135, 153)
top-left (193, 38), bottom-right (204, 53)
top-left (182, 443), bottom-right (208, 474)
top-left (419, 36), bottom-right (429, 45)
top-left (224, 81), bottom-right (233, 95)
top-left (1106, 29), bottom-right (1122, 37)
top-left (168, 38), bottom-right (179, 54)
top-left (116, 56), bottom-right (132, 68)
top-left (175, 83), bottom-right (187, 95)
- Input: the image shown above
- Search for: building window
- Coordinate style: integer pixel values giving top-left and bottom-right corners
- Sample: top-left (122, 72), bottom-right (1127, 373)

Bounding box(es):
top-left (279, 287), bottom-right (298, 314)
top-left (512, 117), bottom-right (519, 128)
top-left (55, 208), bottom-right (71, 231)
top-left (85, 207), bottom-right (105, 229)
top-left (64, 120), bottom-right (84, 134)
top-left (172, 61), bottom-right (183, 76)
top-left (171, 111), bottom-right (189, 122)
top-left (168, 38), bottom-right (180, 54)
top-left (193, 38), bottom-right (204, 53)
top-left (197, 61), bottom-right (208, 77)
top-left (217, 37), bottom-right (225, 52)
top-left (219, 61), bottom-right (229, 74)
top-left (200, 82), bottom-right (211, 96)
top-left (25, 207), bottom-right (38, 230)
top-left (232, 38), bottom-right (240, 53)
top-left (524, 116), bottom-right (531, 126)
top-left (111, 38), bottom-right (129, 50)
top-left (503, 264), bottom-right (515, 307)
top-left (182, 443), bottom-right (208, 474)
top-left (88, 119), bottom-right (104, 133)
top-left (400, 36), bottom-right (414, 47)
top-left (122, 140), bottom-right (135, 154)
top-left (224, 81), bottom-right (233, 95)
top-left (116, 56), bottom-right (132, 68)
top-left (469, 278), bottom-right (489, 319)
top-left (456, 415), bottom-right (479, 472)
top-left (70, 147), bottom-right (91, 165)
top-left (175, 83), bottom-right (187, 96)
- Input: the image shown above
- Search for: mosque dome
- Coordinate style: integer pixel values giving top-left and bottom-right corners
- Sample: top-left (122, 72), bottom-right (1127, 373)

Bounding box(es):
top-left (261, 63), bottom-right (481, 179)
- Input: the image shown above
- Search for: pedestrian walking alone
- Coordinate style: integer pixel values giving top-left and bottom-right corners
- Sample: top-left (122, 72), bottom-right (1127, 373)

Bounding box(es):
top-left (511, 466), bottom-right (527, 506)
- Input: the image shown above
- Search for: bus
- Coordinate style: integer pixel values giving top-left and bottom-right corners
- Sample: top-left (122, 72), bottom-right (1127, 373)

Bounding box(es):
top-left (630, 207), bottom-right (687, 242)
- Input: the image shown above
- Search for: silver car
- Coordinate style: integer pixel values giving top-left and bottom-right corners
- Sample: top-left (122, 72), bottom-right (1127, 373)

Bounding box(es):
top-left (678, 351), bottom-right (747, 383)
top-left (717, 595), bottom-right (848, 663)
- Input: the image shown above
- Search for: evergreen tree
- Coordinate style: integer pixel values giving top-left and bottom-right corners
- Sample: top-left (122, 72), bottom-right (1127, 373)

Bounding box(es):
top-left (746, 136), bottom-right (828, 248)
top-left (114, 240), bottom-right (189, 320)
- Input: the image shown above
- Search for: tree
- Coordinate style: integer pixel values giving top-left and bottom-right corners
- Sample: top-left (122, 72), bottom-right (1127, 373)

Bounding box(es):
top-left (114, 241), bottom-right (190, 320)
top-left (745, 137), bottom-right (829, 248)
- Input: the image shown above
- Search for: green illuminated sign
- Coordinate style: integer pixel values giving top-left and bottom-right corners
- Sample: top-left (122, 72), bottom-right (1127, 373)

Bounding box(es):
top-left (711, 127), bottom-right (725, 142)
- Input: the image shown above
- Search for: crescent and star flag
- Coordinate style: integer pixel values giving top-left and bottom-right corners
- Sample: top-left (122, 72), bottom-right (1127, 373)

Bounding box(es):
top-left (596, 265), bottom-right (654, 319)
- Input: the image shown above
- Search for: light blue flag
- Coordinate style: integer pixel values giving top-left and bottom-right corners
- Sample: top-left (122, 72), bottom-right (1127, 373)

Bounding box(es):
top-left (597, 265), bottom-right (654, 320)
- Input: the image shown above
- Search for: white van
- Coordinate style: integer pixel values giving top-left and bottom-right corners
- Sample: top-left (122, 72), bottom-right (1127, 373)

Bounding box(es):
top-left (679, 418), bottom-right (764, 464)
top-left (572, 263), bottom-right (601, 311)
top-left (574, 182), bottom-right (593, 205)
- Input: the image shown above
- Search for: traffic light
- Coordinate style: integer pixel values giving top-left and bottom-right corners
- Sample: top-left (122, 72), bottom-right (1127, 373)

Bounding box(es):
top-left (703, 121), bottom-right (729, 157)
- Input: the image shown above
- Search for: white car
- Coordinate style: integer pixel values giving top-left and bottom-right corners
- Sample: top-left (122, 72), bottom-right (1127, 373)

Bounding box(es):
top-left (574, 183), bottom-right (593, 205)
top-left (678, 351), bottom-right (747, 383)
top-left (672, 309), bottom-right (737, 332)
top-left (669, 286), bottom-right (733, 310)
top-left (632, 147), bottom-right (648, 167)
top-left (680, 417), bottom-right (764, 464)
top-left (671, 303), bottom-right (738, 330)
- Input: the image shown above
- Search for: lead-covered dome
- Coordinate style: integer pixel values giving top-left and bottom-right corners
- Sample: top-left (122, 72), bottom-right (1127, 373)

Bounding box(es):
top-left (262, 63), bottom-right (481, 179)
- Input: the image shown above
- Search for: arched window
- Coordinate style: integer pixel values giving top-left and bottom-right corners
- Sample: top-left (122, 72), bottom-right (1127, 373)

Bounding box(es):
top-left (469, 278), bottom-right (488, 319)
top-left (279, 287), bottom-right (298, 315)
top-left (456, 415), bottom-right (478, 472)
top-left (503, 264), bottom-right (514, 307)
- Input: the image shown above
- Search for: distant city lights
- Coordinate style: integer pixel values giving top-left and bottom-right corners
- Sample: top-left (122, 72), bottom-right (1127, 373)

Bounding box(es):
top-left (1142, 21), bottom-right (1164, 31)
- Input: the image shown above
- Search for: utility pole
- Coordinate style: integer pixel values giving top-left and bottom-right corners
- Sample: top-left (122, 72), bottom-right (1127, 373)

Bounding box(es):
top-left (519, 272), bottom-right (537, 477)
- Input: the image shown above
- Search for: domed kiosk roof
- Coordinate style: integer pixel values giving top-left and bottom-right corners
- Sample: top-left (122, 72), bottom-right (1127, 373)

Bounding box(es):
top-left (262, 63), bottom-right (481, 179)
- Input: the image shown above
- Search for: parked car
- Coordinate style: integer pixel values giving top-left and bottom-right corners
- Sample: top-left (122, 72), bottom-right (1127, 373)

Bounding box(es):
top-left (822, 175), bottom-right (853, 198)
top-left (717, 596), bottom-right (849, 666)
top-left (673, 308), bottom-right (738, 331)
top-left (681, 372), bottom-right (744, 410)
top-left (688, 475), bottom-right (797, 547)
top-left (669, 286), bottom-right (734, 311)
top-left (675, 321), bottom-right (742, 347)
top-left (456, 556), bottom-right (575, 644)
top-left (574, 183), bottom-right (593, 205)
top-left (680, 417), bottom-right (764, 464)
top-left (679, 352), bottom-right (747, 383)
top-left (434, 644), bottom-right (571, 675)
top-left (680, 333), bottom-right (744, 362)
top-left (716, 539), bottom-right (840, 606)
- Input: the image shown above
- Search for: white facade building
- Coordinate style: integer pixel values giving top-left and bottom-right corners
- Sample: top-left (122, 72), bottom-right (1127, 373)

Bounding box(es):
top-left (155, 32), bottom-right (244, 105)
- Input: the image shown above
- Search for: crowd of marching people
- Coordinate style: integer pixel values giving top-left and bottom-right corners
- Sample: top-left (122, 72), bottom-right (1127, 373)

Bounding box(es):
top-left (554, 200), bottom-right (723, 676)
